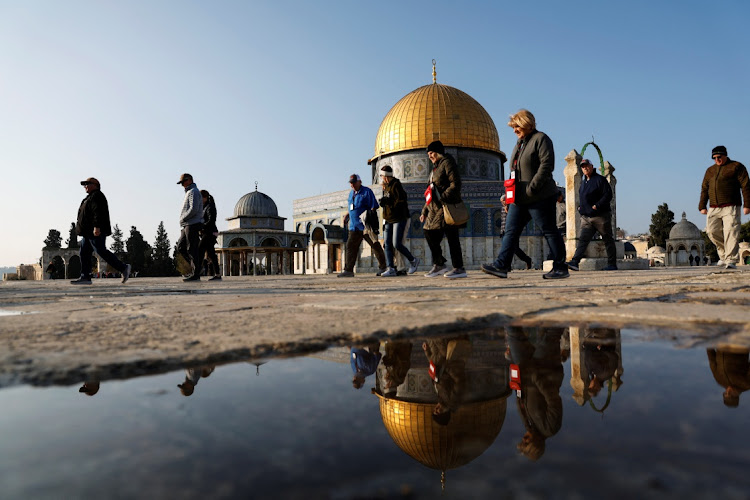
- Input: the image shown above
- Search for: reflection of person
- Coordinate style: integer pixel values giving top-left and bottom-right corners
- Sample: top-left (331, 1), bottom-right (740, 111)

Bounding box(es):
top-left (482, 110), bottom-right (569, 280)
top-left (178, 365), bottom-right (215, 396)
top-left (698, 145), bottom-right (750, 269)
top-left (71, 177), bottom-right (131, 285)
top-left (79, 381), bottom-right (100, 396)
top-left (582, 328), bottom-right (619, 397)
top-left (507, 326), bottom-right (564, 461)
top-left (199, 190), bottom-right (221, 280)
top-left (707, 347), bottom-right (750, 408)
top-left (422, 336), bottom-right (471, 425)
top-left (337, 174), bottom-right (387, 277)
top-left (421, 141), bottom-right (466, 278)
top-left (566, 159), bottom-right (617, 272)
top-left (379, 165), bottom-right (420, 277)
top-left (176, 173), bottom-right (204, 281)
top-left (381, 340), bottom-right (413, 397)
top-left (351, 342), bottom-right (382, 389)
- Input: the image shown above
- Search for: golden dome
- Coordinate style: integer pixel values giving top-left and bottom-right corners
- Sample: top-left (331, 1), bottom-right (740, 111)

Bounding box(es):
top-left (375, 394), bottom-right (507, 471)
top-left (372, 83), bottom-right (501, 160)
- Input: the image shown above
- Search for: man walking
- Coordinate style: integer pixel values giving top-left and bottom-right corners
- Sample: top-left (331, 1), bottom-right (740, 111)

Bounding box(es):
top-left (566, 159), bottom-right (617, 271)
top-left (699, 146), bottom-right (750, 269)
top-left (337, 174), bottom-right (387, 277)
top-left (176, 173), bottom-right (204, 281)
top-left (71, 177), bottom-right (131, 285)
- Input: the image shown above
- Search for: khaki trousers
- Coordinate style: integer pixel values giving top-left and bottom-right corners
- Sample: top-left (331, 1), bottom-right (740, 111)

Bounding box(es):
top-left (706, 206), bottom-right (741, 264)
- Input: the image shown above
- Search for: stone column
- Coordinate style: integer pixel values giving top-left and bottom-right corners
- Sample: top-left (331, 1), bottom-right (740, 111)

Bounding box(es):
top-left (564, 150), bottom-right (583, 260)
top-left (252, 249), bottom-right (257, 276)
top-left (568, 326), bottom-right (588, 406)
top-left (282, 251), bottom-right (289, 275)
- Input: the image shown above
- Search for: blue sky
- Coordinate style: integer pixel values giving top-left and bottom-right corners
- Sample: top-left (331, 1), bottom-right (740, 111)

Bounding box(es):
top-left (1, 0), bottom-right (749, 266)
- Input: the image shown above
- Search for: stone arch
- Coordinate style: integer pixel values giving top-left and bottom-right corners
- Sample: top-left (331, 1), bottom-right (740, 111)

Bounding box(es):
top-left (229, 237), bottom-right (248, 247)
top-left (492, 209), bottom-right (504, 236)
top-left (260, 237), bottom-right (280, 247)
top-left (311, 227), bottom-right (326, 244)
top-left (67, 254), bottom-right (82, 279)
top-left (296, 223), bottom-right (302, 233)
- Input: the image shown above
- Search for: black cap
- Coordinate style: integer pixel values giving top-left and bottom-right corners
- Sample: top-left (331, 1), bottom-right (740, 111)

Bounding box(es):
top-left (426, 140), bottom-right (445, 155)
top-left (712, 145), bottom-right (727, 158)
top-left (580, 159), bottom-right (593, 167)
top-left (177, 173), bottom-right (193, 185)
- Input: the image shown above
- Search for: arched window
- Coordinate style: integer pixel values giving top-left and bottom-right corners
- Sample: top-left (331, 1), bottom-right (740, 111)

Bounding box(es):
top-left (492, 209), bottom-right (504, 236)
top-left (472, 210), bottom-right (486, 236)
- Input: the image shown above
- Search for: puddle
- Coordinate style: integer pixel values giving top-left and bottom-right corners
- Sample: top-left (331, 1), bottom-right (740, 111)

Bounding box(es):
top-left (0, 310), bottom-right (32, 316)
top-left (1, 327), bottom-right (749, 499)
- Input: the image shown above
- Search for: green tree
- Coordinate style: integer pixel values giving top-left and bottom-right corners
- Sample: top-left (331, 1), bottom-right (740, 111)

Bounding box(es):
top-left (65, 222), bottom-right (79, 248)
top-left (126, 226), bottom-right (153, 276)
top-left (44, 229), bottom-right (62, 249)
top-left (110, 224), bottom-right (125, 254)
top-left (150, 221), bottom-right (176, 276)
top-left (740, 220), bottom-right (750, 243)
top-left (702, 231), bottom-right (718, 262)
top-left (648, 203), bottom-right (676, 248)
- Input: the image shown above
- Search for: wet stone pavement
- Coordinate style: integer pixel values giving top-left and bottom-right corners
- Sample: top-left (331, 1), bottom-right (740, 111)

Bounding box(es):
top-left (1, 326), bottom-right (750, 499)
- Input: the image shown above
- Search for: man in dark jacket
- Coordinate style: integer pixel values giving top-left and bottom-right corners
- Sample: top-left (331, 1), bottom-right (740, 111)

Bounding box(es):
top-left (71, 177), bottom-right (131, 285)
top-left (566, 159), bottom-right (617, 271)
top-left (698, 145), bottom-right (750, 269)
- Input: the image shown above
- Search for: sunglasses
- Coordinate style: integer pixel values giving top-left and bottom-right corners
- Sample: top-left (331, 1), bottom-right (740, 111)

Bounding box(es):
top-left (81, 181), bottom-right (96, 186)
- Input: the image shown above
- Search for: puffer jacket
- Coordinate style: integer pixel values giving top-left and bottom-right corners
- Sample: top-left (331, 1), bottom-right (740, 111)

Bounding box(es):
top-left (509, 130), bottom-right (558, 205)
top-left (421, 153), bottom-right (462, 230)
top-left (379, 177), bottom-right (410, 223)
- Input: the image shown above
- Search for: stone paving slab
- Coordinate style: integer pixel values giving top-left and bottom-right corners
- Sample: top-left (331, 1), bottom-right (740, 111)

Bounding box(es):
top-left (1, 267), bottom-right (749, 386)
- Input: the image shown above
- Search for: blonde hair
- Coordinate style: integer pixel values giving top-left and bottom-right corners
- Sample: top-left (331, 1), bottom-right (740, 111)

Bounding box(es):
top-left (508, 109), bottom-right (536, 134)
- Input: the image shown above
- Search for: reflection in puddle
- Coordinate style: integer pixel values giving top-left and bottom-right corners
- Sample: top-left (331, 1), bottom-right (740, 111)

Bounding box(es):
top-left (1, 327), bottom-right (750, 499)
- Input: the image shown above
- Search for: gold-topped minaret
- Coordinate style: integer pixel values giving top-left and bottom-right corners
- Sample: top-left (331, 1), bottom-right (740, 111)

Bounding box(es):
top-left (432, 58), bottom-right (437, 84)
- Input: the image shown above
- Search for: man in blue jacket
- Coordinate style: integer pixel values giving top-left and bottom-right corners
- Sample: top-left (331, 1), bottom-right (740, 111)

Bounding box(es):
top-left (566, 159), bottom-right (617, 271)
top-left (337, 174), bottom-right (387, 277)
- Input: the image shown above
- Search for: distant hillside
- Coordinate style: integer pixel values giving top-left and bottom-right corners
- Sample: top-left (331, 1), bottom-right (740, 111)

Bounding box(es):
top-left (0, 266), bottom-right (16, 279)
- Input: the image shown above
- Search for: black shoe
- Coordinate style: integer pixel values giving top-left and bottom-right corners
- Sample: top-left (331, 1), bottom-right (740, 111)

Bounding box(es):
top-left (70, 277), bottom-right (92, 285)
top-left (602, 265), bottom-right (618, 271)
top-left (209, 275), bottom-right (222, 281)
top-left (523, 258), bottom-right (532, 270)
top-left (480, 263), bottom-right (507, 279)
top-left (183, 275), bottom-right (201, 282)
top-left (543, 268), bottom-right (570, 279)
top-left (566, 261), bottom-right (579, 271)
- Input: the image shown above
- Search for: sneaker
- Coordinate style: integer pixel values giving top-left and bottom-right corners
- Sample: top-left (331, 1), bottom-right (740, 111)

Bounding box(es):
top-left (566, 261), bottom-right (579, 271)
top-left (121, 264), bottom-right (131, 284)
top-left (376, 268), bottom-right (387, 276)
top-left (183, 274), bottom-right (201, 282)
top-left (209, 275), bottom-right (222, 281)
top-left (602, 264), bottom-right (618, 271)
top-left (70, 277), bottom-right (92, 285)
top-left (337, 270), bottom-right (355, 277)
top-left (543, 268), bottom-right (570, 279)
top-left (381, 267), bottom-right (398, 277)
top-left (407, 258), bottom-right (420, 275)
top-left (424, 264), bottom-right (448, 278)
top-left (717, 260), bottom-right (725, 267)
top-left (725, 263), bottom-right (737, 269)
top-left (480, 263), bottom-right (508, 279)
top-left (444, 267), bottom-right (467, 278)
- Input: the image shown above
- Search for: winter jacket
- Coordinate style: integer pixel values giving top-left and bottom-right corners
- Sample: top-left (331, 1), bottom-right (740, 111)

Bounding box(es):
top-left (421, 153), bottom-right (462, 230)
top-left (180, 183), bottom-right (203, 227)
top-left (202, 195), bottom-right (218, 234)
top-left (76, 189), bottom-right (112, 238)
top-left (423, 337), bottom-right (471, 412)
top-left (707, 348), bottom-right (750, 393)
top-left (348, 185), bottom-right (379, 231)
top-left (509, 130), bottom-right (558, 205)
top-left (698, 159), bottom-right (750, 210)
top-left (379, 177), bottom-right (410, 223)
top-left (578, 171), bottom-right (613, 217)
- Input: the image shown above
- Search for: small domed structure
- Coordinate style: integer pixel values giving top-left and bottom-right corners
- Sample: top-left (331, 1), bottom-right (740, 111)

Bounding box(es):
top-left (233, 190), bottom-right (279, 218)
top-left (666, 212), bottom-right (705, 266)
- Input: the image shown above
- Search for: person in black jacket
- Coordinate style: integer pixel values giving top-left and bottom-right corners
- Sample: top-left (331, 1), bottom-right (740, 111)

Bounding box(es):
top-left (71, 177), bottom-right (131, 285)
top-left (379, 165), bottom-right (419, 276)
top-left (199, 190), bottom-right (221, 280)
top-left (566, 159), bottom-right (617, 271)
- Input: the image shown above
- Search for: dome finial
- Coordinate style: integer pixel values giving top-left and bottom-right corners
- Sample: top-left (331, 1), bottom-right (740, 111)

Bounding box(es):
top-left (432, 59), bottom-right (437, 84)
top-left (681, 211), bottom-right (686, 220)
top-left (255, 181), bottom-right (258, 192)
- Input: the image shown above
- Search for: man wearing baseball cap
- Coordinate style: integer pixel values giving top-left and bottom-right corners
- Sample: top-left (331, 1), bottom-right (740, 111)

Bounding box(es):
top-left (177, 173), bottom-right (204, 281)
top-left (337, 174), bottom-right (387, 277)
top-left (71, 177), bottom-right (131, 285)
top-left (699, 146), bottom-right (750, 269)
top-left (566, 159), bottom-right (617, 271)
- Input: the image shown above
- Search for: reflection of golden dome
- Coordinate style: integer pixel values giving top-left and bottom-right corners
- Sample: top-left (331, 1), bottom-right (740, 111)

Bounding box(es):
top-left (375, 393), bottom-right (506, 471)
top-left (372, 83), bottom-right (501, 160)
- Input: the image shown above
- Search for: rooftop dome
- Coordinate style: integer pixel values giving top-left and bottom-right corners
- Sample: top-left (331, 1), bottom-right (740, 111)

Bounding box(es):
top-left (669, 212), bottom-right (701, 240)
top-left (233, 189), bottom-right (278, 218)
top-left (372, 80), bottom-right (500, 160)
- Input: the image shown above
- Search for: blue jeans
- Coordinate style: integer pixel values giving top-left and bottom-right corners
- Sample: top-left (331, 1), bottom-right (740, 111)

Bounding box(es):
top-left (493, 196), bottom-right (566, 271)
top-left (80, 234), bottom-right (127, 278)
top-left (383, 220), bottom-right (415, 268)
